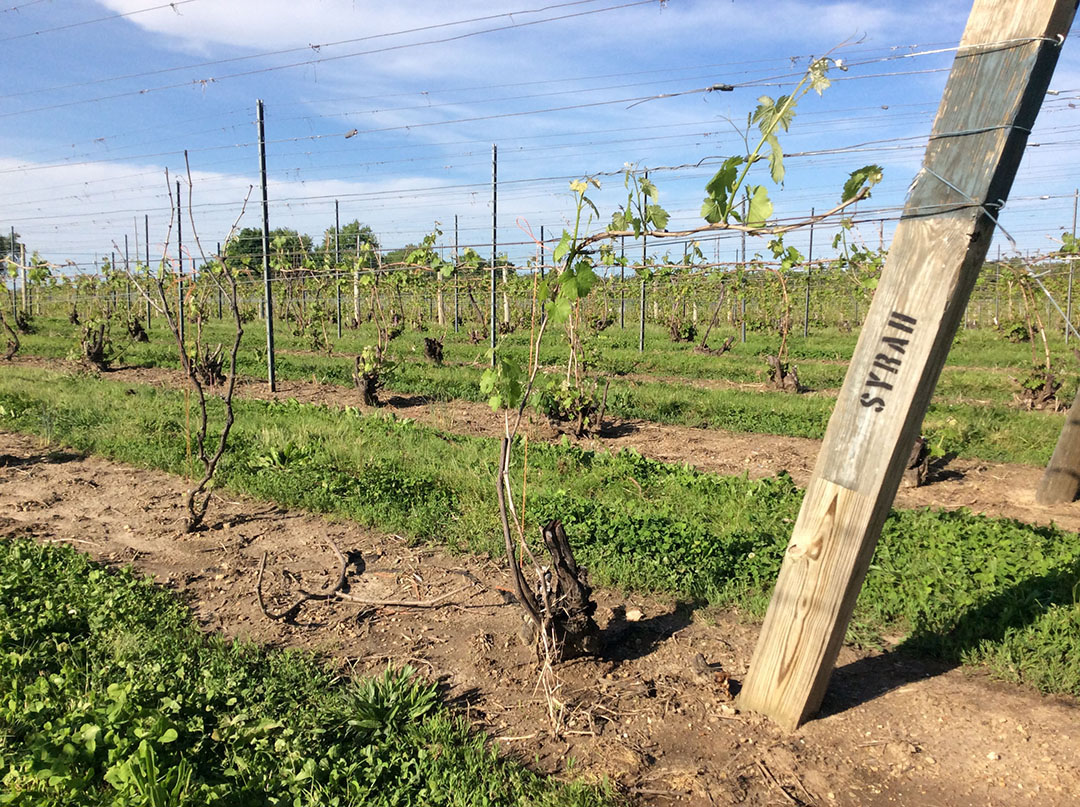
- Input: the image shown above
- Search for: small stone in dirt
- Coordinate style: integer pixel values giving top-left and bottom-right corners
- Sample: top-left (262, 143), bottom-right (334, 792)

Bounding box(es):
top-left (626, 607), bottom-right (644, 622)
top-left (987, 751), bottom-right (1001, 761)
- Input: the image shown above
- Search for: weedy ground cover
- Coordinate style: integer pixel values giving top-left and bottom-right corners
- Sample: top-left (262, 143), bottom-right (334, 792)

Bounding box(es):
top-left (11, 318), bottom-right (1073, 466)
top-left (0, 536), bottom-right (613, 806)
top-left (1, 366), bottom-right (1078, 697)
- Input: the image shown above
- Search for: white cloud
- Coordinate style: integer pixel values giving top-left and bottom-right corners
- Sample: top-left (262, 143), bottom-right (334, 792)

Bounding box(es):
top-left (0, 153), bottom-right (471, 268)
top-left (91, 1), bottom-right (969, 92)
top-left (9, 0), bottom-right (1077, 264)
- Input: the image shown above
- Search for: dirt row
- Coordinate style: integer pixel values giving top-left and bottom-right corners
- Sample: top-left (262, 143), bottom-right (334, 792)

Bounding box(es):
top-left (29, 355), bottom-right (1078, 534)
top-left (3, 356), bottom-right (1080, 805)
top-left (2, 428), bottom-right (1079, 807)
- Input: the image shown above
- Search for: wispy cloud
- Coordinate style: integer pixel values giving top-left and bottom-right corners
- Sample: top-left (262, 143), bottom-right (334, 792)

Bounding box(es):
top-left (0, 153), bottom-right (472, 263)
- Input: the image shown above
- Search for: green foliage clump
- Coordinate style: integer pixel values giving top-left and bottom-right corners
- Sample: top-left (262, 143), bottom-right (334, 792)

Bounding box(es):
top-left (0, 538), bottom-right (611, 806)
top-left (531, 468), bottom-right (800, 608)
top-left (2, 369), bottom-right (1080, 697)
top-left (867, 508), bottom-right (1080, 693)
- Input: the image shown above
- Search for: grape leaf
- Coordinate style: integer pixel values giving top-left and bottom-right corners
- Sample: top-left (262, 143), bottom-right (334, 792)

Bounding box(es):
top-left (842, 165), bottom-right (884, 202)
top-left (745, 185), bottom-right (773, 227)
top-left (646, 204), bottom-right (670, 230)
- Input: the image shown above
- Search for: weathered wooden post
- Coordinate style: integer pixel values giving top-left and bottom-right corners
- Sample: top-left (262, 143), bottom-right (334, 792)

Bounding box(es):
top-left (1036, 387), bottom-right (1080, 504)
top-left (739, 0), bottom-right (1076, 731)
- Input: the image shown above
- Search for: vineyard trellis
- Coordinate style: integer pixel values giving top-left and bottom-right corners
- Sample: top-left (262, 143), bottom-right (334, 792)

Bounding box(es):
top-left (4, 4), bottom-right (1080, 736)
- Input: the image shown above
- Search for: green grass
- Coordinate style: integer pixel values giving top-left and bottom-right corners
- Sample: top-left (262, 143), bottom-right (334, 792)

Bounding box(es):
top-left (11, 316), bottom-right (1072, 466)
top-left (1, 366), bottom-right (1079, 697)
top-left (0, 537), bottom-right (612, 806)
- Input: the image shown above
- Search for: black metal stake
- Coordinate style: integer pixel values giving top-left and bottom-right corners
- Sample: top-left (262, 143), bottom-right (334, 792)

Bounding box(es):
top-left (335, 199), bottom-right (342, 339)
top-left (257, 99), bottom-right (276, 392)
top-left (145, 215), bottom-right (151, 331)
top-left (454, 214), bottom-right (459, 333)
top-left (490, 143), bottom-right (497, 364)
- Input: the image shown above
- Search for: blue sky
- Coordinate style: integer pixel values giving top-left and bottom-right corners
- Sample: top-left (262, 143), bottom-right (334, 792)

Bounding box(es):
top-left (2, 0), bottom-right (1079, 273)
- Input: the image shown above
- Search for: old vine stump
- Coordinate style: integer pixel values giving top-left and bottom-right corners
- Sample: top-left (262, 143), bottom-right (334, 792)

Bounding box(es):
top-left (540, 520), bottom-right (600, 659)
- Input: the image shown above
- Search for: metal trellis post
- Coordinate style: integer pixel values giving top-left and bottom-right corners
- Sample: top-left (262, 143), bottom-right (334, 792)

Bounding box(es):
top-left (257, 99), bottom-right (276, 392)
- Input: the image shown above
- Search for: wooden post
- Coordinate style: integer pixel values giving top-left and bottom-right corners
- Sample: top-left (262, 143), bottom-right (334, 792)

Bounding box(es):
top-left (353, 233), bottom-right (361, 328)
top-left (639, 229), bottom-right (646, 353)
top-left (8, 227), bottom-right (16, 319)
top-left (216, 241), bottom-right (223, 319)
top-left (804, 209), bottom-right (814, 338)
top-left (20, 245), bottom-right (28, 315)
top-left (124, 234), bottom-right (131, 316)
top-left (145, 215), bottom-right (151, 331)
top-left (1037, 385), bottom-right (1080, 503)
top-left (740, 201), bottom-right (747, 342)
top-left (176, 182), bottom-right (185, 348)
top-left (540, 224), bottom-right (546, 280)
top-left (436, 246), bottom-right (445, 327)
top-left (619, 236), bottom-right (626, 329)
top-left (1033, 186), bottom-right (1080, 501)
top-left (739, 0), bottom-right (1075, 732)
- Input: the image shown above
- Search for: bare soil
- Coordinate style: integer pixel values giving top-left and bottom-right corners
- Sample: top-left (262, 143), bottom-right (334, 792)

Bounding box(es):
top-left (2, 428), bottom-right (1079, 807)
top-left (51, 356), bottom-right (1080, 534)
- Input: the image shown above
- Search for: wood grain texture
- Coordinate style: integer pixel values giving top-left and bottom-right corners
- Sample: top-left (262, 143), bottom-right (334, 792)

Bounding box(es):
top-left (1036, 385), bottom-right (1080, 504)
top-left (739, 0), bottom-right (1077, 731)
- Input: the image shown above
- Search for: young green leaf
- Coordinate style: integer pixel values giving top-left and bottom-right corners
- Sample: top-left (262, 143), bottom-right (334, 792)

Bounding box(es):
top-left (704, 156), bottom-right (744, 198)
top-left (764, 133), bottom-right (784, 184)
top-left (546, 296), bottom-right (572, 324)
top-left (701, 156), bottom-right (744, 225)
top-left (752, 94), bottom-right (795, 135)
top-left (842, 164), bottom-right (884, 202)
top-left (808, 57), bottom-right (833, 95)
top-left (646, 204), bottom-right (670, 231)
top-left (552, 230), bottom-right (573, 264)
top-left (701, 197), bottom-right (724, 225)
top-left (573, 261), bottom-right (597, 296)
top-left (745, 185), bottom-right (773, 227)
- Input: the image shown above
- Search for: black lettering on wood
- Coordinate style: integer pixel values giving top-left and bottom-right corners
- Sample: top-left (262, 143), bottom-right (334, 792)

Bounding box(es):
top-left (873, 353), bottom-right (902, 373)
top-left (859, 311), bottom-right (918, 411)
top-left (865, 372), bottom-right (894, 390)
top-left (887, 311), bottom-right (917, 334)
top-left (860, 393), bottom-right (885, 412)
top-left (881, 336), bottom-right (909, 353)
